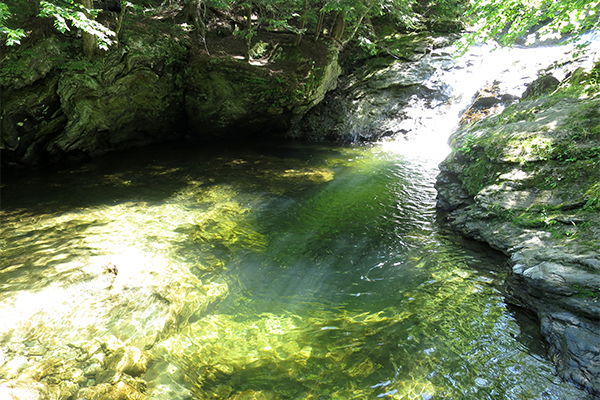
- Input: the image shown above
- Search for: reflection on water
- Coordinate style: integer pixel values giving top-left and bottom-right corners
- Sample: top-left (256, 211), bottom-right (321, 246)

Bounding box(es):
top-left (0, 141), bottom-right (592, 399)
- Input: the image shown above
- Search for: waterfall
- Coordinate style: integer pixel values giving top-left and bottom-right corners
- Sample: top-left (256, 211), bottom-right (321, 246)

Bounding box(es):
top-left (380, 33), bottom-right (600, 162)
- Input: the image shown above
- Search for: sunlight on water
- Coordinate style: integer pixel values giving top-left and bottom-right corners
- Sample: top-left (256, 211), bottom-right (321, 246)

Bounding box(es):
top-left (1, 142), bottom-right (593, 399)
top-left (3, 34), bottom-right (600, 397)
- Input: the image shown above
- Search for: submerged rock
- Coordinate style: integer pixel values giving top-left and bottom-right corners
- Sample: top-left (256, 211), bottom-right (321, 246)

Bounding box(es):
top-left (105, 346), bottom-right (150, 377)
top-left (0, 379), bottom-right (50, 399)
top-left (436, 88), bottom-right (600, 395)
top-left (149, 310), bottom-right (395, 398)
top-left (77, 381), bottom-right (146, 400)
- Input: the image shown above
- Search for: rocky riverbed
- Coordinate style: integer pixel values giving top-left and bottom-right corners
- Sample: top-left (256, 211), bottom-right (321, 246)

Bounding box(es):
top-left (3, 1), bottom-right (600, 394)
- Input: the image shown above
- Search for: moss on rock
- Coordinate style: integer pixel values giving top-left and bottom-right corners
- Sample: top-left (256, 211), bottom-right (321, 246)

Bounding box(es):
top-left (437, 87), bottom-right (600, 394)
top-left (183, 41), bottom-right (340, 139)
top-left (1, 7), bottom-right (341, 168)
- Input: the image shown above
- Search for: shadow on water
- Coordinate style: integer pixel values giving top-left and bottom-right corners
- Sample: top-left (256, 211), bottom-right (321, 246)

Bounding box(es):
top-left (1, 139), bottom-right (348, 211)
top-left (0, 139), bottom-right (350, 290)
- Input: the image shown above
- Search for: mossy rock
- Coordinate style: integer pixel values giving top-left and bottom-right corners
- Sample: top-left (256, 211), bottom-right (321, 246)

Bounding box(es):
top-left (437, 90), bottom-right (600, 394)
top-left (521, 75), bottom-right (560, 100)
top-left (184, 43), bottom-right (340, 139)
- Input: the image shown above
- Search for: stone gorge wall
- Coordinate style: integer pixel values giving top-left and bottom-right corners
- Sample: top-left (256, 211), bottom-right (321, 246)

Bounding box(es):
top-left (4, 13), bottom-right (600, 395)
top-left (1, 19), bottom-right (463, 168)
top-left (1, 25), bottom-right (340, 168)
top-left (288, 34), bottom-right (462, 142)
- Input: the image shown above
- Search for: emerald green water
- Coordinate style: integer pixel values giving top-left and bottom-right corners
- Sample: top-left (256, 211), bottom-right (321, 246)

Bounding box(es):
top-left (0, 141), bottom-right (592, 399)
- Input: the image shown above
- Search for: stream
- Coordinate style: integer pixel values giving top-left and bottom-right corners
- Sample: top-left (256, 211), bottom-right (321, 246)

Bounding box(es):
top-left (1, 39), bottom-right (597, 399)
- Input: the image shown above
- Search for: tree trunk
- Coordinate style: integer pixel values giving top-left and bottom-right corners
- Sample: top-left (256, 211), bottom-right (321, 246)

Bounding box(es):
top-left (246, 3), bottom-right (252, 30)
top-left (245, 3), bottom-right (252, 61)
top-left (314, 11), bottom-right (324, 42)
top-left (114, 1), bottom-right (127, 45)
top-left (178, 0), bottom-right (209, 54)
top-left (199, 0), bottom-right (209, 54)
top-left (331, 11), bottom-right (344, 41)
top-left (81, 0), bottom-right (98, 60)
top-left (295, 0), bottom-right (309, 46)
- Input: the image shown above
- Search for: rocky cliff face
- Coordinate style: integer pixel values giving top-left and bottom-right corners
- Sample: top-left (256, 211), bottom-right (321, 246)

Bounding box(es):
top-left (184, 38), bottom-right (341, 139)
top-left (1, 19), bottom-right (340, 167)
top-left (436, 76), bottom-right (600, 394)
top-left (289, 33), bottom-right (462, 142)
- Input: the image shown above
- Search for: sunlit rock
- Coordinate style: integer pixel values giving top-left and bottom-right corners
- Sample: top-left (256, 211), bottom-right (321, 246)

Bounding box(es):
top-left (84, 362), bottom-right (104, 376)
top-left (0, 379), bottom-right (49, 399)
top-left (102, 336), bottom-right (126, 354)
top-left (459, 80), bottom-right (519, 126)
top-left (157, 277), bottom-right (229, 330)
top-left (437, 82), bottom-right (600, 393)
top-left (521, 74), bottom-right (560, 100)
top-left (105, 346), bottom-right (150, 377)
top-left (144, 360), bottom-right (192, 400)
top-left (288, 33), bottom-right (464, 142)
top-left (2, 356), bottom-right (29, 379)
top-left (25, 342), bottom-right (48, 357)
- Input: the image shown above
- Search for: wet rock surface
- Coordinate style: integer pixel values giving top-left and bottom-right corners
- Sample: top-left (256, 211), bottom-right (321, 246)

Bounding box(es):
top-left (289, 34), bottom-right (463, 142)
top-left (0, 279), bottom-right (226, 399)
top-left (0, 197), bottom-right (230, 399)
top-left (436, 75), bottom-right (600, 395)
top-left (458, 80), bottom-right (519, 126)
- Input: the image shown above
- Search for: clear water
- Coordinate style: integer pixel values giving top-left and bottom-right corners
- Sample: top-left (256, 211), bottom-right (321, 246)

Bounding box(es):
top-left (0, 140), bottom-right (592, 399)
top-left (4, 35), bottom-right (599, 399)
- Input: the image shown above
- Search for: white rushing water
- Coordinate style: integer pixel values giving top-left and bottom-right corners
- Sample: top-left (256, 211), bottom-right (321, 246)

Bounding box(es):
top-left (381, 33), bottom-right (600, 163)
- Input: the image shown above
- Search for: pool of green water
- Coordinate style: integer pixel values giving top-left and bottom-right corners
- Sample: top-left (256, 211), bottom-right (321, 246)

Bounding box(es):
top-left (0, 140), bottom-right (592, 399)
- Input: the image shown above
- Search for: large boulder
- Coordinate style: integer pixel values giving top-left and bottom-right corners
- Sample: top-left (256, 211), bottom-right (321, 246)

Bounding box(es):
top-left (436, 93), bottom-right (600, 395)
top-left (184, 36), bottom-right (341, 139)
top-left (521, 74), bottom-right (560, 100)
top-left (288, 33), bottom-right (461, 142)
top-left (1, 28), bottom-right (188, 166)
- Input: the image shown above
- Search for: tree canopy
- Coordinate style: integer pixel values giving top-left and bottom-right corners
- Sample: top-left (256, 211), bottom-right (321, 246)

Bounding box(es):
top-left (1, 0), bottom-right (599, 53)
top-left (0, 2), bottom-right (27, 45)
top-left (1, 0), bottom-right (116, 47)
top-left (463, 0), bottom-right (600, 48)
